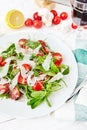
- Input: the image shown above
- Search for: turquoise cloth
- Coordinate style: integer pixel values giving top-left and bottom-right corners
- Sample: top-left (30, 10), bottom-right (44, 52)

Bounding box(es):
top-left (73, 38), bottom-right (87, 121)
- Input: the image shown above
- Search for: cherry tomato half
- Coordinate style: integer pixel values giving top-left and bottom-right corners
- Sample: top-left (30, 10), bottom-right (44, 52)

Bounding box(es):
top-left (50, 10), bottom-right (58, 17)
top-left (32, 81), bottom-right (43, 91)
top-left (71, 23), bottom-right (78, 29)
top-left (52, 52), bottom-right (63, 66)
top-left (10, 87), bottom-right (21, 100)
top-left (0, 83), bottom-right (9, 94)
top-left (60, 12), bottom-right (68, 20)
top-left (18, 38), bottom-right (28, 49)
top-left (37, 50), bottom-right (44, 56)
top-left (38, 40), bottom-right (47, 47)
top-left (18, 38), bottom-right (27, 46)
top-left (0, 57), bottom-right (3, 63)
top-left (33, 12), bottom-right (42, 20)
top-left (0, 61), bottom-right (6, 67)
top-left (18, 74), bottom-right (27, 85)
top-left (25, 18), bottom-right (33, 27)
top-left (22, 64), bottom-right (31, 71)
top-left (33, 20), bottom-right (42, 29)
top-left (52, 16), bottom-right (61, 25)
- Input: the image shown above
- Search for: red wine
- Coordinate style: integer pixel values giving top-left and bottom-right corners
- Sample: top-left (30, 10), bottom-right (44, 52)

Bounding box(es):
top-left (71, 0), bottom-right (87, 26)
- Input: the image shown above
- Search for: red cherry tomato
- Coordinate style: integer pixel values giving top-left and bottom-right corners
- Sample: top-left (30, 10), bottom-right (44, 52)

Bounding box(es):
top-left (50, 10), bottom-right (57, 17)
top-left (52, 52), bottom-right (63, 66)
top-left (33, 12), bottom-right (42, 20)
top-left (37, 50), bottom-right (44, 56)
top-left (18, 38), bottom-right (28, 49)
top-left (0, 56), bottom-right (6, 67)
top-left (38, 40), bottom-right (47, 47)
top-left (43, 46), bottom-right (50, 54)
top-left (32, 81), bottom-right (43, 91)
top-left (18, 38), bottom-right (27, 46)
top-left (25, 18), bottom-right (33, 27)
top-left (0, 61), bottom-right (6, 67)
top-left (71, 23), bottom-right (78, 29)
top-left (22, 64), bottom-right (31, 71)
top-left (0, 57), bottom-right (3, 63)
top-left (18, 74), bottom-right (27, 85)
top-left (60, 12), bottom-right (68, 20)
top-left (10, 87), bottom-right (21, 100)
top-left (33, 20), bottom-right (42, 29)
top-left (52, 16), bottom-right (61, 25)
top-left (0, 83), bottom-right (9, 94)
top-left (54, 60), bottom-right (62, 67)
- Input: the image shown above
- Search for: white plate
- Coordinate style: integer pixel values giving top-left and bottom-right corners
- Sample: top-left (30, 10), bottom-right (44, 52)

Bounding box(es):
top-left (0, 30), bottom-right (78, 118)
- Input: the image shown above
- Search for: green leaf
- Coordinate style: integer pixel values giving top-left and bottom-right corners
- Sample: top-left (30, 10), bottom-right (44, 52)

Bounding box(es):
top-left (2, 44), bottom-right (16, 54)
top-left (45, 71), bottom-right (55, 76)
top-left (45, 97), bottom-right (51, 107)
top-left (0, 93), bottom-right (10, 99)
top-left (36, 55), bottom-right (47, 65)
top-left (27, 95), bottom-right (45, 109)
top-left (31, 91), bottom-right (45, 98)
top-left (28, 98), bottom-right (44, 109)
top-left (6, 64), bottom-right (20, 80)
top-left (17, 52), bottom-right (24, 60)
top-left (26, 40), bottom-right (40, 49)
top-left (1, 44), bottom-right (17, 60)
top-left (50, 59), bottom-right (59, 73)
top-left (61, 64), bottom-right (70, 75)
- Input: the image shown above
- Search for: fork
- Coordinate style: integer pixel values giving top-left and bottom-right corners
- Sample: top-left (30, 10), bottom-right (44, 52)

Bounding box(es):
top-left (66, 75), bottom-right (87, 102)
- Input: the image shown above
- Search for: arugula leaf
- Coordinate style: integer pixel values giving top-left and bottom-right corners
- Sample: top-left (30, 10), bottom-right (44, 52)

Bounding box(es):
top-left (5, 64), bottom-right (20, 80)
top-left (45, 97), bottom-right (51, 107)
top-left (27, 94), bottom-right (45, 109)
top-left (36, 55), bottom-right (47, 65)
top-left (50, 59), bottom-right (59, 73)
top-left (17, 52), bottom-right (24, 60)
top-left (1, 44), bottom-right (17, 60)
top-left (2, 44), bottom-right (16, 54)
top-left (26, 40), bottom-right (40, 49)
top-left (60, 64), bottom-right (70, 75)
top-left (0, 93), bottom-right (10, 99)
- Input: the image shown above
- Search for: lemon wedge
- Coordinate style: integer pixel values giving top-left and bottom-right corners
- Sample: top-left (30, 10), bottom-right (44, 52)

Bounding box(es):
top-left (5, 10), bottom-right (25, 29)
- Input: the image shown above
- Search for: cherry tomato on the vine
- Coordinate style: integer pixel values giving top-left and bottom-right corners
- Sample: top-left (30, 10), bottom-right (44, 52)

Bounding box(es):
top-left (33, 12), bottom-right (42, 20)
top-left (33, 20), bottom-right (42, 29)
top-left (60, 12), bottom-right (68, 20)
top-left (50, 10), bottom-right (57, 17)
top-left (52, 16), bottom-right (61, 25)
top-left (25, 18), bottom-right (33, 27)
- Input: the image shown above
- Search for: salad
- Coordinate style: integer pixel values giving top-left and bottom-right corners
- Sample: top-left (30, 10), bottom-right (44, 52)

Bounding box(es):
top-left (0, 37), bottom-right (69, 109)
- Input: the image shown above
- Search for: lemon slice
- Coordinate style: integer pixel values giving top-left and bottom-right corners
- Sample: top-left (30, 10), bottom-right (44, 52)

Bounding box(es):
top-left (5, 10), bottom-right (25, 29)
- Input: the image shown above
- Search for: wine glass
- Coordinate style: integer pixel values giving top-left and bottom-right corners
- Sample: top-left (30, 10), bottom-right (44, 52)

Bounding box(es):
top-left (70, 0), bottom-right (87, 38)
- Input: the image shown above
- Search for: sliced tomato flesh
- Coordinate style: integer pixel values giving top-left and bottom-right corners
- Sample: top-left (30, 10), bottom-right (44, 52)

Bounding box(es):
top-left (22, 64), bottom-right (31, 71)
top-left (10, 86), bottom-right (21, 100)
top-left (52, 52), bottom-right (63, 66)
top-left (38, 40), bottom-right (47, 47)
top-left (0, 83), bottom-right (9, 94)
top-left (18, 74), bottom-right (27, 85)
top-left (18, 38), bottom-right (28, 49)
top-left (32, 81), bottom-right (43, 91)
